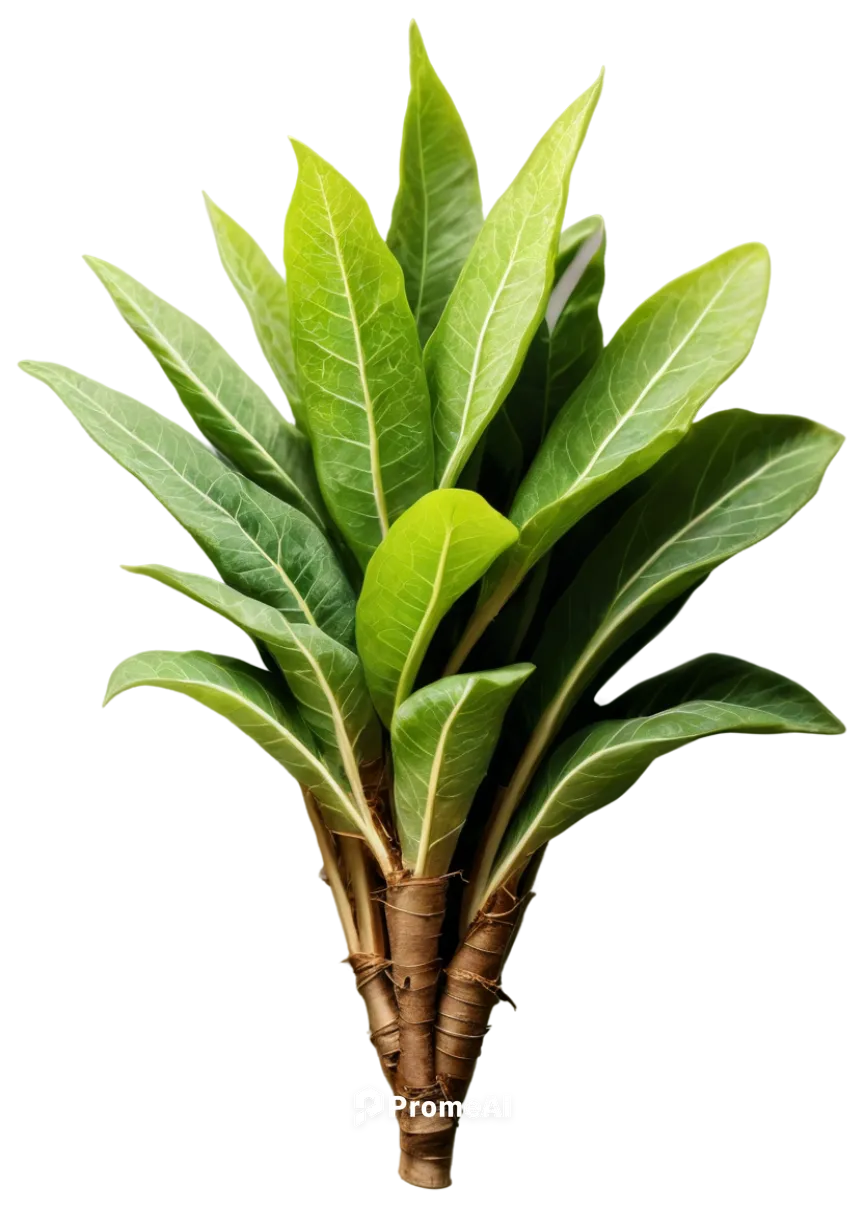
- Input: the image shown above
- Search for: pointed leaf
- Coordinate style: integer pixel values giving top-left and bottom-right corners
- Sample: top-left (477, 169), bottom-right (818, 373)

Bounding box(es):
top-left (203, 193), bottom-right (302, 425)
top-left (392, 665), bottom-right (533, 876)
top-left (356, 489), bottom-right (518, 726)
top-left (387, 21), bottom-right (483, 345)
top-left (503, 215), bottom-right (606, 461)
top-left (21, 363), bottom-right (355, 644)
top-left (425, 72), bottom-right (603, 488)
top-left (283, 142), bottom-right (434, 567)
top-left (124, 565), bottom-right (381, 774)
top-left (491, 654), bottom-right (844, 892)
top-left (84, 256), bottom-right (328, 529)
top-left (609, 652), bottom-right (844, 725)
top-left (104, 650), bottom-right (368, 837)
top-left (523, 409), bottom-right (843, 751)
top-left (477, 243), bottom-right (772, 631)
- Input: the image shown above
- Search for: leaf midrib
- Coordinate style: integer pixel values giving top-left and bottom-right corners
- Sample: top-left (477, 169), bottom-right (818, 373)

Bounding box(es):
top-left (414, 676), bottom-right (474, 874)
top-left (313, 164), bottom-right (390, 541)
top-left (148, 670), bottom-right (365, 833)
top-left (492, 698), bottom-right (788, 889)
top-left (438, 214), bottom-right (531, 487)
top-left (394, 526), bottom-right (453, 714)
top-left (67, 377), bottom-right (317, 626)
top-left (520, 257), bottom-right (752, 544)
top-left (102, 268), bottom-right (325, 526)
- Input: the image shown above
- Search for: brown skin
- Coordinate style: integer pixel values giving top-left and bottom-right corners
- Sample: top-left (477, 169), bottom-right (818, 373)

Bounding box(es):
top-left (385, 873), bottom-right (452, 1188)
top-left (435, 885), bottom-right (526, 1104)
top-left (377, 871), bottom-right (533, 1188)
top-left (348, 952), bottom-right (400, 1088)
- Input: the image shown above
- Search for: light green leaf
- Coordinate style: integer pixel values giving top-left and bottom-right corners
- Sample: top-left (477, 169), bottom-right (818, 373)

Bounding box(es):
top-left (470, 243), bottom-right (772, 652)
top-left (104, 649), bottom-right (368, 838)
top-left (503, 408), bottom-right (842, 829)
top-left (387, 21), bottom-right (483, 346)
top-left (283, 142), bottom-right (434, 567)
top-left (84, 255), bottom-right (328, 529)
top-left (503, 215), bottom-right (606, 462)
top-left (124, 565), bottom-right (381, 778)
top-left (490, 654), bottom-right (844, 893)
top-left (20, 362), bottom-right (355, 644)
top-left (203, 192), bottom-right (302, 427)
top-left (392, 664), bottom-right (534, 876)
top-left (356, 489), bottom-right (518, 726)
top-left (425, 72), bottom-right (604, 488)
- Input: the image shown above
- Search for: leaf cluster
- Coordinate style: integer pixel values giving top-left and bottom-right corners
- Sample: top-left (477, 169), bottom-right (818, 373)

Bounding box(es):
top-left (21, 23), bottom-right (843, 927)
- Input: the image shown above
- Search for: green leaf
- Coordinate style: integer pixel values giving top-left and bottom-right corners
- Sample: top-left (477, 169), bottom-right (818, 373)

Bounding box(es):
top-left (490, 654), bottom-right (844, 892)
top-left (609, 652), bottom-right (836, 724)
top-left (283, 141), bottom-right (434, 567)
top-left (356, 489), bottom-right (518, 726)
top-left (203, 192), bottom-right (302, 428)
top-left (124, 565), bottom-right (381, 777)
top-left (474, 243), bottom-right (772, 640)
top-left (84, 255), bottom-right (328, 530)
top-left (503, 215), bottom-right (606, 461)
top-left (522, 409), bottom-right (843, 750)
top-left (104, 649), bottom-right (368, 837)
top-left (392, 664), bottom-right (534, 876)
top-left (425, 72), bottom-right (603, 488)
top-left (20, 362), bottom-right (355, 644)
top-left (387, 21), bottom-right (483, 346)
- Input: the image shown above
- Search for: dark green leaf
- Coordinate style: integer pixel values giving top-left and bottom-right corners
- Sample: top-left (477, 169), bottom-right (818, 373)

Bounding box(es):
top-left (20, 362), bottom-right (355, 644)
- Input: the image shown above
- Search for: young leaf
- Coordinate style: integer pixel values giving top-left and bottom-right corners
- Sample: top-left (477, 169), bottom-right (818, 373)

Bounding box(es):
top-left (392, 664), bottom-right (534, 876)
top-left (20, 363), bottom-right (355, 644)
top-left (425, 72), bottom-right (604, 488)
top-left (84, 256), bottom-right (328, 529)
top-left (104, 650), bottom-right (370, 839)
top-left (124, 565), bottom-right (381, 778)
top-left (523, 409), bottom-right (844, 747)
top-left (387, 21), bottom-right (483, 346)
top-left (356, 489), bottom-right (518, 726)
top-left (489, 654), bottom-right (844, 894)
top-left (283, 142), bottom-right (434, 567)
top-left (465, 243), bottom-right (772, 661)
top-left (203, 193), bottom-right (302, 428)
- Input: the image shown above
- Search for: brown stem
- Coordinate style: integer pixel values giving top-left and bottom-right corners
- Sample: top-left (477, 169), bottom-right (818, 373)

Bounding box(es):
top-left (347, 952), bottom-right (400, 1089)
top-left (385, 872), bottom-right (452, 1188)
top-left (435, 885), bottom-right (529, 1104)
top-left (304, 792), bottom-right (400, 1088)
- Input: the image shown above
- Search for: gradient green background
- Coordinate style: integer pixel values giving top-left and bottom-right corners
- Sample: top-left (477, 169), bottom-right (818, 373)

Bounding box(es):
top-left (1, 7), bottom-right (864, 1198)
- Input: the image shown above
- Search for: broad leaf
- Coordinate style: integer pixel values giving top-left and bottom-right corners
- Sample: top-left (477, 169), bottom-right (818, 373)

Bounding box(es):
top-left (104, 650), bottom-right (368, 838)
top-left (84, 256), bottom-right (328, 529)
top-left (426, 72), bottom-right (604, 488)
top-left (283, 142), bottom-right (434, 567)
top-left (473, 243), bottom-right (772, 643)
top-left (204, 193), bottom-right (302, 427)
top-left (609, 652), bottom-right (843, 723)
top-left (392, 664), bottom-right (534, 876)
top-left (124, 565), bottom-right (381, 778)
top-left (522, 409), bottom-right (843, 752)
top-left (21, 363), bottom-right (355, 644)
top-left (490, 654), bottom-right (844, 893)
top-left (356, 489), bottom-right (517, 726)
top-left (387, 21), bottom-right (483, 345)
top-left (503, 215), bottom-right (606, 461)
